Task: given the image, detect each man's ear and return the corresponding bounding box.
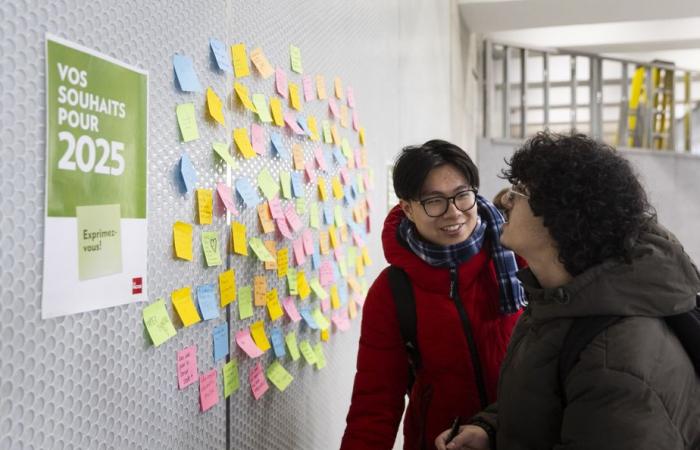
[399,199,414,222]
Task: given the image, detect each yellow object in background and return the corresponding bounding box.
[231,43,250,78]
[219,269,236,306]
[231,222,248,256]
[250,320,271,351]
[196,189,213,224]
[206,88,225,125]
[171,286,201,327]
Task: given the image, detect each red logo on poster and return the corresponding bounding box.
[132,277,143,295]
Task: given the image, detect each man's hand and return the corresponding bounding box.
[434,424,489,450]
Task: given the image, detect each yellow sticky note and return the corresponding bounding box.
[233,128,256,159]
[266,288,283,321]
[257,203,275,234]
[250,237,274,262]
[349,299,358,319]
[172,286,201,327]
[331,176,344,200]
[330,285,340,310]
[206,88,225,125]
[356,256,365,276]
[317,178,328,201]
[334,77,343,99]
[196,189,213,225]
[266,361,294,391]
[289,82,302,111]
[250,47,274,78]
[264,241,277,270]
[250,320,271,351]
[316,75,327,100]
[359,127,366,146]
[231,43,250,78]
[219,269,236,307]
[289,45,303,74]
[292,144,305,170]
[328,225,339,249]
[297,271,311,300]
[173,221,193,261]
[269,97,284,127]
[143,298,177,347]
[176,103,199,142]
[231,222,248,256]
[277,248,289,278]
[307,115,319,141]
[320,329,329,342]
[362,247,373,266]
[254,275,267,306]
[233,82,256,112]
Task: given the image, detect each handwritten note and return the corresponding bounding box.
[233,82,256,111]
[297,271,311,299]
[277,248,289,278]
[289,82,302,111]
[269,97,284,126]
[284,205,303,232]
[253,276,267,306]
[196,284,219,320]
[266,289,283,321]
[256,203,275,234]
[257,168,279,200]
[209,38,232,73]
[238,285,253,320]
[269,327,286,358]
[177,345,198,389]
[264,240,277,270]
[176,103,199,142]
[275,67,288,98]
[233,128,256,159]
[252,94,272,123]
[173,54,202,92]
[250,47,274,78]
[289,45,303,73]
[223,359,240,398]
[249,361,269,400]
[316,74,327,99]
[218,269,236,307]
[213,323,229,362]
[285,331,301,361]
[231,43,250,78]
[199,369,219,412]
[235,328,263,358]
[250,237,274,262]
[235,178,262,208]
[201,232,222,267]
[266,361,293,391]
[299,340,317,365]
[216,182,238,216]
[143,299,177,347]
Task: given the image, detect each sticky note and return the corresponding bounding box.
[322,120,332,144]
[313,147,327,172]
[330,285,340,309]
[266,361,293,391]
[263,241,277,270]
[212,142,238,169]
[266,289,283,321]
[319,230,330,255]
[313,342,327,370]
[287,269,298,296]
[334,205,346,227]
[257,168,279,200]
[173,221,193,261]
[311,308,330,330]
[231,222,248,256]
[269,327,286,358]
[277,248,289,278]
[346,85,356,107]
[283,205,302,233]
[340,104,349,128]
[315,75,327,99]
[257,203,275,234]
[299,340,317,365]
[253,276,267,306]
[249,362,269,400]
[331,125,340,146]
[332,176,344,199]
[332,309,351,331]
[143,298,177,347]
[349,299,358,318]
[235,178,262,208]
[289,45,303,73]
[197,284,219,320]
[332,147,347,166]
[276,218,293,239]
[296,116,312,136]
[282,296,301,322]
[172,286,201,327]
[177,345,198,389]
[289,82,302,111]
[275,67,288,98]
[300,75,314,102]
[216,182,238,216]
[270,132,289,160]
[309,203,320,229]
[328,225,339,249]
[213,323,229,362]
[295,197,307,216]
[284,112,305,135]
[176,103,199,142]
[231,43,250,78]
[250,320,271,351]
[219,269,236,307]
[210,38,233,73]
[362,247,373,266]
[268,198,284,220]
[304,161,316,184]
[292,238,305,266]
[233,82,256,111]
[250,47,274,78]
[205,88,225,125]
[235,329,263,358]
[251,123,265,155]
[310,278,328,300]
[320,258,335,285]
[328,98,339,118]
[173,54,202,92]
[299,307,315,329]
[284,331,300,361]
[223,359,240,398]
[196,189,213,225]
[297,271,311,299]
[252,94,272,123]
[291,172,305,198]
[250,237,274,262]
[334,77,343,99]
[317,178,328,201]
[238,285,253,319]
[280,171,292,199]
[301,229,314,256]
[233,128,256,159]
[307,115,319,141]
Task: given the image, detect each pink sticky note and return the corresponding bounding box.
[284,112,305,135]
[332,310,351,331]
[249,361,269,400]
[302,229,314,256]
[302,75,314,101]
[177,346,198,390]
[319,261,334,286]
[334,247,344,262]
[292,238,306,266]
[354,149,362,168]
[199,369,219,412]
[235,330,264,358]
[251,123,265,155]
[352,110,360,131]
[339,168,351,185]
[284,205,303,232]
[217,183,239,215]
[268,198,284,220]
[313,147,328,172]
[275,67,288,98]
[321,298,330,313]
[347,86,355,108]
[276,218,293,239]
[354,295,366,308]
[304,162,317,183]
[282,297,301,322]
[328,98,339,118]
[364,172,374,190]
[352,232,365,247]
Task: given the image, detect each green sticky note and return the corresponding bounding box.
[223,359,240,398]
[309,202,320,229]
[299,340,317,365]
[286,268,298,296]
[357,174,365,194]
[322,121,332,143]
[142,298,177,347]
[347,247,357,268]
[280,171,292,199]
[289,45,303,74]
[338,260,348,278]
[361,279,369,295]
[76,204,122,280]
[252,94,272,123]
[310,279,328,300]
[201,231,222,266]
[334,205,345,227]
[238,285,253,319]
[266,361,294,391]
[249,237,274,262]
[313,343,326,370]
[285,331,300,361]
[257,168,279,200]
[311,308,330,330]
[176,103,200,142]
[212,142,238,168]
[341,138,353,158]
[295,198,307,216]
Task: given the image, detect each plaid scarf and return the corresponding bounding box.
[399,194,526,314]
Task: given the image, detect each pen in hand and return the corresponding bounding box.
[446,416,461,443]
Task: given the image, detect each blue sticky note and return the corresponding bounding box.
[344,185,355,206]
[323,204,334,225]
[173,54,202,92]
[180,153,198,194]
[311,251,321,271]
[338,283,349,306]
[235,178,262,208]
[332,261,341,283]
[213,323,229,362]
[333,147,347,166]
[297,116,311,136]
[271,132,290,160]
[291,172,304,198]
[299,306,319,330]
[197,284,219,320]
[351,182,360,199]
[269,326,286,358]
[209,38,233,73]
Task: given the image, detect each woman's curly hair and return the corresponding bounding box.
[502,131,656,275]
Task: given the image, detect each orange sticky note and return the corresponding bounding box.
[348,276,362,294]
[316,75,327,100]
[339,224,349,242]
[206,88,225,125]
[257,203,275,234]
[266,288,284,321]
[219,269,236,306]
[348,299,357,319]
[330,125,340,146]
[196,189,213,225]
[234,82,256,112]
[231,222,248,255]
[289,82,302,111]
[173,221,193,261]
[233,128,256,159]
[250,320,271,351]
[269,97,284,127]
[254,275,267,306]
[172,286,201,327]
[277,248,289,278]
[340,104,349,128]
[231,43,250,78]
[292,144,305,170]
[317,178,328,201]
[334,77,343,99]
[264,241,277,270]
[319,231,330,255]
[250,47,274,78]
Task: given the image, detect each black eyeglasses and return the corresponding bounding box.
[418,189,478,217]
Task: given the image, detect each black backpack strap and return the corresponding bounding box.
[387,265,421,393]
[664,295,700,373]
[559,316,621,404]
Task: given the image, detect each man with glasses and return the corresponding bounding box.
[341,140,526,450]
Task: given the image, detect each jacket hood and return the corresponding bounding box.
[521,223,700,321]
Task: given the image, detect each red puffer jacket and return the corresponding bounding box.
[340,205,522,450]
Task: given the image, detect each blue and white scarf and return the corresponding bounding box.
[398,194,526,314]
